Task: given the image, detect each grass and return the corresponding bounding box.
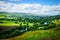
[2,29,60,40]
[0,15,60,40]
[28,22,34,27]
[52,19,60,26]
[1,21,60,40]
[0,24,19,26]
[0,21,20,26]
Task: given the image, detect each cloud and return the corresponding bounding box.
[0,1,60,15]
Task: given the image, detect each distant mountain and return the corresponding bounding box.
[0,12,60,17]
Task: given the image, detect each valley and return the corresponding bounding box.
[0,12,60,40]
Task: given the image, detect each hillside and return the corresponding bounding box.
[1,26,60,40]
[0,12,60,40]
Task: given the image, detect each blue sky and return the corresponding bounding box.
[1,0,60,5]
[0,0,60,15]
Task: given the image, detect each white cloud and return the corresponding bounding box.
[0,1,60,15]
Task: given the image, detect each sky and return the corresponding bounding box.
[0,0,60,15]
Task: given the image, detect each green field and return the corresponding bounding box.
[0,12,60,40]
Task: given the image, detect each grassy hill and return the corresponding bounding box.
[0,12,60,40]
[0,14,20,26]
[1,27,60,40]
[0,19,60,40]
